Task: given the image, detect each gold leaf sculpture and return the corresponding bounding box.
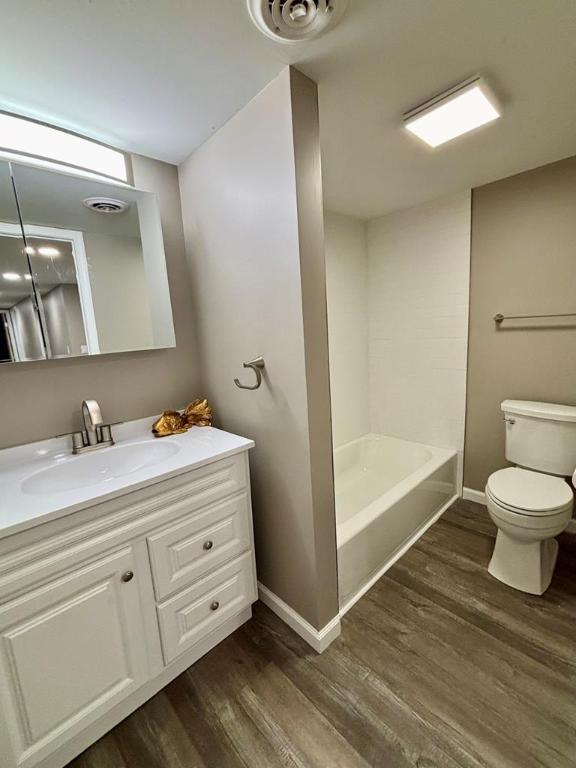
[152,410,189,437]
[184,398,213,427]
[152,399,213,437]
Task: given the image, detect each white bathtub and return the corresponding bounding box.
[335,433,458,611]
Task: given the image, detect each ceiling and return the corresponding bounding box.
[1,1,575,219]
[307,0,576,217]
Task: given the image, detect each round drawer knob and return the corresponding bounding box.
[203,540,214,551]
[121,570,134,583]
[210,600,220,611]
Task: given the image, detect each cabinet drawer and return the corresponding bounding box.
[157,552,256,664]
[0,453,249,603]
[148,493,252,600]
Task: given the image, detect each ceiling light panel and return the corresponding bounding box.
[404,78,500,148]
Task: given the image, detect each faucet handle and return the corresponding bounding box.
[54,429,84,440]
[72,432,87,452]
[96,424,116,445]
[55,431,86,452]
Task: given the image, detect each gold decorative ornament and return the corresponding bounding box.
[184,398,213,427]
[152,399,213,437]
[152,410,188,437]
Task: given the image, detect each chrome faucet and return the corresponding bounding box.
[66,400,116,454]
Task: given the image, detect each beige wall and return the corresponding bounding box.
[178,68,338,630]
[289,70,338,626]
[324,211,370,447]
[85,232,154,352]
[0,155,199,448]
[464,156,576,491]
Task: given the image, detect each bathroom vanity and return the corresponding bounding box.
[0,419,256,768]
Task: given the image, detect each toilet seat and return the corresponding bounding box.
[486,467,573,516]
[487,493,572,535]
[486,486,573,521]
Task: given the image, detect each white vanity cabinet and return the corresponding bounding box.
[0,434,256,768]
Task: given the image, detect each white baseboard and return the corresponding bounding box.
[257,583,341,653]
[339,493,458,618]
[463,486,486,506]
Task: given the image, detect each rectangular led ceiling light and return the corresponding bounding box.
[404,77,500,148]
[0,112,127,181]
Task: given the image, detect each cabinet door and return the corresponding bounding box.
[0,546,149,768]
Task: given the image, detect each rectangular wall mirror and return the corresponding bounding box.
[0,160,175,364]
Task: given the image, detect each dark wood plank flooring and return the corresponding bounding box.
[70,500,576,768]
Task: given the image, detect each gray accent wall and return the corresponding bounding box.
[464,155,576,491]
[0,155,199,447]
[178,67,339,631]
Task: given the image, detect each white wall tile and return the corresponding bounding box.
[367,192,471,451]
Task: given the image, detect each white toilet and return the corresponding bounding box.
[485,400,575,595]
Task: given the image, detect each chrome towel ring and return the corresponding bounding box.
[234,356,265,390]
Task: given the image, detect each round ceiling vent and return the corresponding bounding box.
[82,197,130,214]
[247,0,348,43]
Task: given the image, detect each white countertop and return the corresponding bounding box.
[0,416,254,541]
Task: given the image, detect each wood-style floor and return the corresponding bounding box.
[70,500,576,768]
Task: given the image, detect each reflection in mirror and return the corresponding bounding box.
[9,161,175,362]
[0,161,46,363]
[26,236,89,358]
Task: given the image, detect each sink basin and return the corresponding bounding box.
[22,440,181,495]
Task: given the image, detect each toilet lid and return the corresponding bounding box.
[487,467,573,513]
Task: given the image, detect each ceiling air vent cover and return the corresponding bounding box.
[247,0,347,43]
[82,197,129,214]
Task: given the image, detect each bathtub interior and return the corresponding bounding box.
[334,433,435,525]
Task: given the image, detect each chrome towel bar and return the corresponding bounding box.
[234,356,265,390]
[494,312,576,325]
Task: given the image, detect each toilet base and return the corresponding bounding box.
[488,531,559,595]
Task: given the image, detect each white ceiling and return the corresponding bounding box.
[306,0,576,218]
[1,1,575,219]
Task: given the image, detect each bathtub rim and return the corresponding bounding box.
[335,433,457,547]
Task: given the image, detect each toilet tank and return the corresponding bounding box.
[502,400,576,476]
